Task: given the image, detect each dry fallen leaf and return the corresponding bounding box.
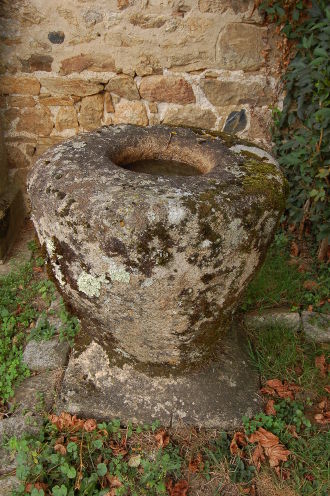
[54,443,67,455]
[84,418,97,432]
[266,443,291,468]
[315,355,328,377]
[249,427,290,471]
[166,479,189,496]
[230,431,247,457]
[188,453,204,473]
[251,444,265,471]
[155,429,170,448]
[265,399,276,416]
[287,425,298,439]
[260,379,300,400]
[290,241,299,257]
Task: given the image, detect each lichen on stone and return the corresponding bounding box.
[77,271,106,297]
[108,258,130,284]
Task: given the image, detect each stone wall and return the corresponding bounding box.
[0,0,280,200]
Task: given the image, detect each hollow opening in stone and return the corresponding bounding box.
[118,158,203,177]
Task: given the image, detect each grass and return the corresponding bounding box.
[242,233,330,313]
[0,245,79,407]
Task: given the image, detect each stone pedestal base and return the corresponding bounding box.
[57,326,261,429]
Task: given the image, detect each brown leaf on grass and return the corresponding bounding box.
[251,444,266,471]
[49,412,85,431]
[54,443,67,455]
[25,482,48,493]
[249,427,279,448]
[106,475,122,488]
[84,418,97,432]
[188,453,204,473]
[260,379,301,400]
[266,444,291,468]
[33,266,43,273]
[303,280,319,291]
[324,385,330,394]
[265,399,276,416]
[287,425,299,439]
[315,355,328,377]
[155,429,170,448]
[290,241,299,257]
[249,428,290,470]
[307,305,314,312]
[230,431,247,457]
[166,479,189,496]
[109,441,128,456]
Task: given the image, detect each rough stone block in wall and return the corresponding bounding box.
[0,0,280,209]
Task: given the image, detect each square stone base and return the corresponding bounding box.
[56,326,261,429]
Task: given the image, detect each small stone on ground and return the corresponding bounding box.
[301,311,330,343]
[244,308,301,331]
[23,338,70,371]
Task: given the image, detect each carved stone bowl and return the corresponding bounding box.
[28,125,287,372]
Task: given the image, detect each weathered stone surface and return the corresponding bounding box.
[198,0,251,13]
[302,312,330,343]
[0,475,20,495]
[0,76,40,96]
[39,95,75,106]
[40,78,103,97]
[60,54,116,75]
[57,326,261,428]
[23,338,70,371]
[83,9,103,26]
[60,54,93,75]
[139,76,195,104]
[112,100,148,125]
[201,78,273,106]
[78,94,104,130]
[1,107,19,131]
[5,145,29,169]
[217,23,267,71]
[0,448,16,477]
[163,104,217,129]
[104,92,114,113]
[7,95,36,107]
[0,414,41,447]
[129,13,167,29]
[22,54,53,72]
[105,75,140,100]
[28,125,286,370]
[244,309,301,332]
[55,106,78,132]
[16,107,53,136]
[9,370,63,413]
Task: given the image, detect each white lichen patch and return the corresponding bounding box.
[72,141,86,149]
[230,144,278,166]
[77,271,106,297]
[108,258,130,284]
[45,238,55,257]
[52,262,66,287]
[168,204,187,225]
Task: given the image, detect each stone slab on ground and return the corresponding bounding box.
[57,326,261,429]
[0,475,20,494]
[8,369,63,413]
[0,447,16,477]
[302,312,330,343]
[0,414,42,451]
[244,308,301,332]
[23,338,70,371]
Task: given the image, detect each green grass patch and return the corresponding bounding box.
[243,233,330,313]
[0,249,79,405]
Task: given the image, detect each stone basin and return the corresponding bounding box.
[28,125,287,426]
